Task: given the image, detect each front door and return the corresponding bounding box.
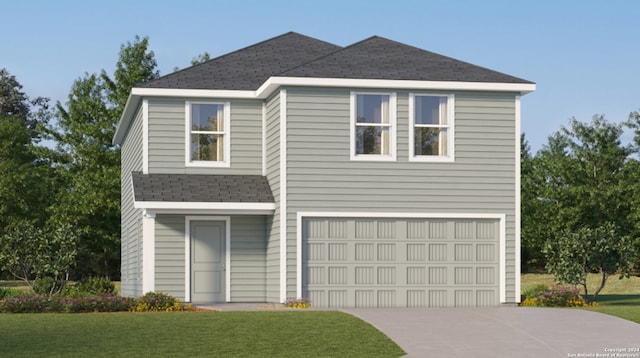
[190,221,226,303]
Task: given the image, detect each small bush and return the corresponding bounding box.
[283,297,311,309]
[33,277,65,296]
[520,285,595,307]
[0,287,23,299]
[0,294,135,313]
[129,292,193,312]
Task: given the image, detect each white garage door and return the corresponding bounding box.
[302,217,500,308]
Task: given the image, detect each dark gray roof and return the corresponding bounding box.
[140,32,342,90]
[280,36,531,83]
[131,172,274,203]
[139,32,532,90]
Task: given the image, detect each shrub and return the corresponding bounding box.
[0,294,135,313]
[520,285,595,307]
[283,297,311,309]
[0,287,23,299]
[33,277,66,296]
[129,292,194,312]
[61,277,116,298]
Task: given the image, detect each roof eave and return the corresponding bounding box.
[113,77,535,144]
[134,201,276,215]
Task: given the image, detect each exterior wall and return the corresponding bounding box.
[230,215,267,302]
[264,92,281,302]
[154,215,185,299]
[154,215,267,302]
[284,87,519,302]
[146,98,263,175]
[120,104,144,297]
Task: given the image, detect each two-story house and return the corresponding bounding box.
[113,32,535,307]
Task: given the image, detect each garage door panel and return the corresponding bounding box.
[303,217,500,308]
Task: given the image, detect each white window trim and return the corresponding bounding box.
[408,93,455,162]
[350,91,397,161]
[185,101,231,167]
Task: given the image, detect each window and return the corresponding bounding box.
[409,94,454,162]
[351,92,396,161]
[186,102,230,167]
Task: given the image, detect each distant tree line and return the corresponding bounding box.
[0,36,160,288]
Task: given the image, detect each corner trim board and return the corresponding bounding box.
[515,96,522,303]
[142,99,149,174]
[141,210,156,294]
[279,89,288,303]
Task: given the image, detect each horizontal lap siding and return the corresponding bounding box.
[265,93,280,302]
[285,88,518,302]
[147,98,262,175]
[120,105,144,297]
[155,215,186,300]
[230,216,267,302]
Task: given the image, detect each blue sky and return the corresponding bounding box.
[2,0,639,151]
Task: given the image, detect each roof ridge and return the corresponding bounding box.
[275,35,385,76]
[142,32,335,87]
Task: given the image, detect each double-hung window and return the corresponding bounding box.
[409,94,454,162]
[351,92,396,161]
[186,101,230,167]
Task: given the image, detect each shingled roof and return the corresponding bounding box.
[140,32,342,90]
[280,36,531,84]
[131,172,274,203]
[138,32,532,90]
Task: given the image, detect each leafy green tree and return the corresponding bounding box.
[191,52,211,65]
[48,36,159,279]
[524,115,637,294]
[0,68,51,141]
[0,221,77,295]
[544,223,632,302]
[0,70,56,233]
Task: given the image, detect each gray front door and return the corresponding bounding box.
[190,221,225,303]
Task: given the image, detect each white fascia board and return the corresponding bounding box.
[257,77,536,96]
[131,87,257,99]
[134,201,276,212]
[113,94,142,145]
[114,77,535,145]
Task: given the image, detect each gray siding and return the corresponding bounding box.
[155,215,186,299]
[284,88,518,302]
[154,215,268,302]
[264,92,281,302]
[230,216,267,302]
[147,98,263,175]
[120,105,144,297]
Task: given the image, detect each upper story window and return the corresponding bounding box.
[350,92,397,161]
[409,94,454,162]
[185,101,230,167]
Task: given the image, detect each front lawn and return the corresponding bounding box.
[0,311,405,358]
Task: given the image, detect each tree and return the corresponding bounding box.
[48,36,159,279]
[0,70,56,233]
[191,52,211,66]
[524,115,637,297]
[544,223,632,302]
[0,221,77,295]
[0,68,51,141]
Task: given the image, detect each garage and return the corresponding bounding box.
[301,216,501,308]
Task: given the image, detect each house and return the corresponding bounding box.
[113,32,535,307]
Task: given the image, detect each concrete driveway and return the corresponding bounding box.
[342,307,640,358]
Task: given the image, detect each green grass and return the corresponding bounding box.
[521,273,640,324]
[0,311,405,358]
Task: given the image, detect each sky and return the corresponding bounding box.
[2,0,639,151]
